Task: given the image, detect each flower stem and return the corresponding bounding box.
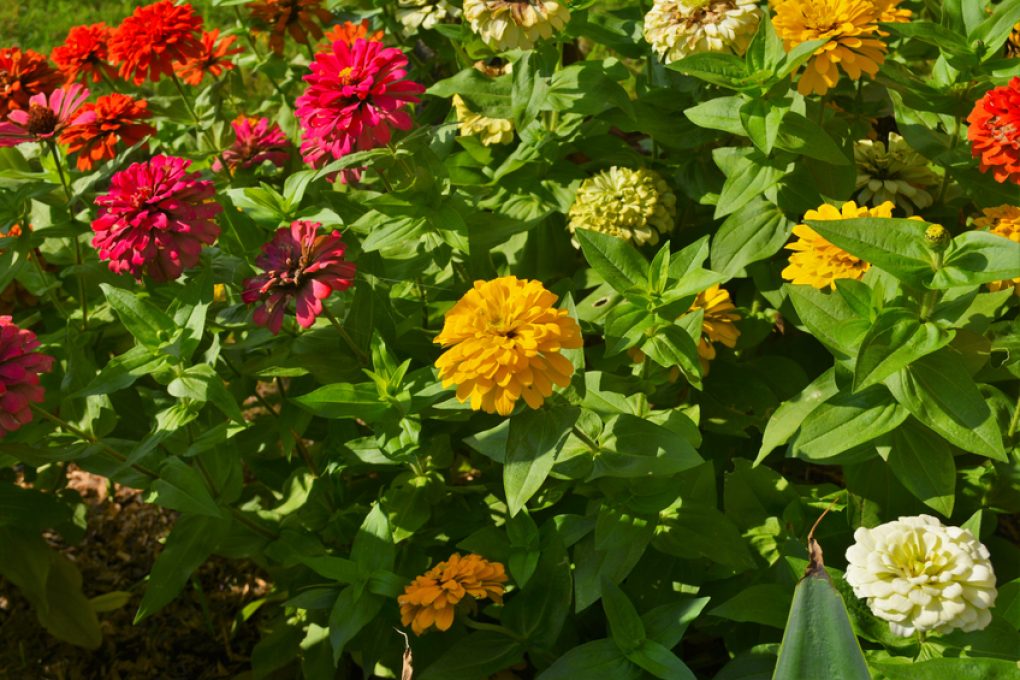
[321,305,369,364]
[170,72,201,125]
[1007,392,1020,441]
[47,142,88,329]
[935,115,962,205]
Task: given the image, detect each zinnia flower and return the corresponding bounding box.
[213,115,291,174]
[771,0,887,96]
[0,316,54,437]
[854,133,940,215]
[398,553,508,635]
[434,276,582,416]
[0,84,89,148]
[0,48,62,120]
[873,0,911,24]
[173,29,242,86]
[688,285,740,369]
[59,93,156,172]
[295,39,424,182]
[108,0,205,85]
[242,221,356,334]
[452,94,513,146]
[966,77,1020,185]
[51,23,118,84]
[91,155,222,282]
[567,167,677,247]
[398,0,460,33]
[249,0,333,56]
[463,0,570,51]
[1006,22,1020,58]
[973,204,1020,296]
[322,19,384,47]
[644,0,761,64]
[781,200,892,289]
[845,515,997,637]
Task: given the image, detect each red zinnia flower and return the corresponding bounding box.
[0,84,89,147]
[59,93,156,171]
[250,0,333,55]
[212,115,291,173]
[0,316,54,437]
[967,77,1020,185]
[322,19,384,47]
[0,48,62,119]
[108,0,204,85]
[242,220,356,334]
[295,38,424,182]
[91,155,222,282]
[51,23,117,84]
[174,29,243,86]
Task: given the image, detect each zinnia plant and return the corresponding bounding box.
[50,23,117,85]
[108,0,205,85]
[213,115,291,174]
[0,84,89,147]
[173,29,242,86]
[59,92,155,171]
[398,553,507,635]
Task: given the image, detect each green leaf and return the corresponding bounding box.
[711,198,792,277]
[884,422,956,517]
[641,324,703,390]
[99,283,176,350]
[427,68,513,118]
[538,639,639,680]
[713,149,787,219]
[805,217,934,288]
[292,382,390,421]
[602,578,646,654]
[503,522,573,647]
[504,407,579,516]
[775,112,851,165]
[351,504,394,574]
[883,21,974,57]
[167,364,246,423]
[756,368,839,466]
[930,231,1020,289]
[328,588,384,663]
[871,658,1020,680]
[147,457,222,517]
[627,640,697,680]
[576,229,649,293]
[968,0,1020,61]
[710,584,792,630]
[684,96,745,135]
[590,414,704,480]
[786,285,868,358]
[667,52,749,88]
[420,632,524,680]
[792,386,908,462]
[853,308,954,391]
[740,97,785,155]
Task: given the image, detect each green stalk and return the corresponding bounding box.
[47,142,88,329]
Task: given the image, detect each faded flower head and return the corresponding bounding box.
[568,167,677,247]
[108,0,205,85]
[92,155,222,282]
[51,23,117,84]
[250,0,333,55]
[771,0,886,96]
[59,93,156,172]
[845,515,997,637]
[0,48,62,120]
[174,29,242,86]
[463,0,570,52]
[213,116,291,174]
[0,316,54,437]
[452,94,513,146]
[398,553,508,635]
[398,0,460,33]
[688,285,740,370]
[434,276,582,416]
[973,204,1020,296]
[644,0,761,64]
[242,221,356,335]
[854,133,940,215]
[0,84,89,147]
[967,77,1020,186]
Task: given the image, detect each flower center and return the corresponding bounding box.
[0,70,12,95]
[338,66,354,85]
[26,104,58,135]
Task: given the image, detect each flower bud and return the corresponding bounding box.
[924,223,951,251]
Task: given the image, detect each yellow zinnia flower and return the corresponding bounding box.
[568,167,677,247]
[434,276,583,416]
[771,0,887,96]
[689,285,741,369]
[973,204,1020,295]
[463,0,570,51]
[452,94,514,146]
[398,553,508,635]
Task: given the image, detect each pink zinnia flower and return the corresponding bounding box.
[91,155,222,282]
[0,316,54,436]
[0,84,89,147]
[242,220,356,334]
[295,38,424,182]
[212,115,292,173]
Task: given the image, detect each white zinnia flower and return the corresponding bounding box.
[397,0,459,33]
[643,0,762,64]
[463,0,570,52]
[568,167,677,247]
[854,133,940,216]
[845,515,997,637]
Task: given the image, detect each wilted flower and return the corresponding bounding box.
[59,93,156,171]
[322,19,384,47]
[643,0,761,64]
[688,285,740,370]
[174,29,242,86]
[452,94,513,146]
[108,0,205,85]
[0,48,62,120]
[213,116,291,174]
[242,221,356,334]
[0,84,89,147]
[92,155,222,282]
[434,276,582,416]
[398,0,460,33]
[568,167,676,247]
[771,0,886,96]
[845,515,997,637]
[51,23,117,84]
[973,204,1020,295]
[967,77,1020,185]
[463,0,570,52]
[854,133,940,215]
[250,0,332,56]
[398,553,508,635]
[0,316,54,437]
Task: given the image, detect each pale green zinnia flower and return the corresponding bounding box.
[854,133,940,216]
[568,167,677,247]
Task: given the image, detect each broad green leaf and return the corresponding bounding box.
[711,198,792,277]
[793,386,908,462]
[427,68,513,117]
[504,407,579,516]
[684,96,745,135]
[420,632,524,680]
[667,52,749,88]
[871,658,1020,680]
[627,640,697,680]
[930,231,1020,289]
[883,21,974,57]
[167,364,246,423]
[146,457,222,517]
[710,584,792,630]
[775,112,851,165]
[805,217,934,288]
[641,324,703,390]
[576,229,649,293]
[328,588,384,663]
[969,1,1020,61]
[99,283,176,351]
[713,149,787,219]
[503,522,573,647]
[656,504,756,571]
[292,382,390,421]
[786,284,869,358]
[538,639,639,680]
[756,368,839,465]
[591,414,703,480]
[740,97,785,154]
[884,423,956,517]
[351,504,394,573]
[574,519,654,612]
[602,577,646,653]
[853,308,954,391]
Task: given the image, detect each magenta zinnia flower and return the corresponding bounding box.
[295,38,424,182]
[0,84,89,147]
[212,115,291,173]
[0,316,54,436]
[242,220,356,334]
[91,154,222,282]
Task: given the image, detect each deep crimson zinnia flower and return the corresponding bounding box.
[0,48,62,119]
[0,84,89,147]
[212,115,291,173]
[108,0,205,85]
[295,38,424,182]
[92,155,222,282]
[59,93,156,171]
[51,23,118,85]
[967,77,1020,185]
[174,29,243,86]
[250,0,333,56]
[242,220,356,334]
[0,316,54,437]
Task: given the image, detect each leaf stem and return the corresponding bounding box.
[170,72,201,125]
[1007,392,1020,440]
[47,142,88,328]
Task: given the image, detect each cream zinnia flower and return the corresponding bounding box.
[643,0,761,64]
[845,515,997,637]
[452,94,514,146]
[568,167,677,247]
[397,0,459,33]
[854,133,940,215]
[463,0,570,51]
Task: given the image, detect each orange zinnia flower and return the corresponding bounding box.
[108,0,204,85]
[322,19,384,47]
[59,93,156,171]
[51,23,118,84]
[249,0,333,55]
[0,48,62,119]
[398,553,508,635]
[174,29,243,85]
[967,77,1020,185]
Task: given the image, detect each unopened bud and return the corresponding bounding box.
[924,224,951,251]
